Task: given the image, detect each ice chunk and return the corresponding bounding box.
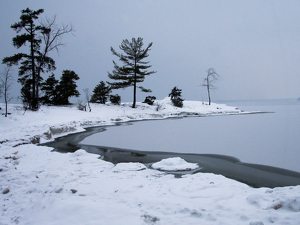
[152,157,199,171]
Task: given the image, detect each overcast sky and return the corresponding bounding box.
[1,0,300,103]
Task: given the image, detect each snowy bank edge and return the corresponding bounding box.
[0,98,246,147]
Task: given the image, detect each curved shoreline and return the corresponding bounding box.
[42,123,300,188]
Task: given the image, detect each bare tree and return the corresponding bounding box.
[202,68,219,105]
[0,75,2,98]
[1,66,14,117]
[36,15,74,106]
[83,88,92,112]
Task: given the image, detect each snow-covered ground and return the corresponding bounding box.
[1,98,300,225]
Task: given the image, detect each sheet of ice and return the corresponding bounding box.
[80,100,300,173]
[151,157,199,171]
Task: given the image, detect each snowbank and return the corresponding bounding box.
[0,98,242,146]
[1,99,300,224]
[1,145,300,225]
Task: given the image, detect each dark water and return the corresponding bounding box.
[44,99,300,188]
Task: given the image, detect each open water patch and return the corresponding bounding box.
[43,122,300,188]
[43,99,300,188]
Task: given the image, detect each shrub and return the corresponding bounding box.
[76,99,86,111]
[169,86,184,108]
[109,94,121,105]
[171,97,183,107]
[155,102,165,111]
[90,81,111,104]
[143,96,156,105]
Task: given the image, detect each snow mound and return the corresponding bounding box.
[113,162,147,172]
[152,157,199,171]
[70,149,88,157]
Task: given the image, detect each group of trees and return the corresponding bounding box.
[91,37,219,108]
[40,70,80,105]
[1,7,220,113]
[87,37,156,108]
[2,8,73,110]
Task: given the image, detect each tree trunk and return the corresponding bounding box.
[208,87,211,105]
[36,84,39,108]
[207,78,211,105]
[30,23,37,110]
[133,79,136,108]
[5,84,8,117]
[132,60,137,108]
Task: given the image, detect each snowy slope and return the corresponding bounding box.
[1,99,300,225]
[0,98,242,146]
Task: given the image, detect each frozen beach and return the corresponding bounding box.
[1,98,300,225]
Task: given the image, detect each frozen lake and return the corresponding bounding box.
[80,99,300,173]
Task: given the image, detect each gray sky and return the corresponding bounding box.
[1,0,300,103]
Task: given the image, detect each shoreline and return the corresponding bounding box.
[0,100,245,146]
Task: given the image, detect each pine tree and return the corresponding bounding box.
[107,37,156,108]
[40,74,59,105]
[20,79,33,108]
[90,81,111,104]
[2,8,51,110]
[55,70,80,105]
[169,86,184,108]
[2,8,73,110]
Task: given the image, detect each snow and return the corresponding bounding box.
[0,97,242,146]
[1,98,300,224]
[151,157,199,171]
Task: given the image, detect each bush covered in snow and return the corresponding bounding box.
[109,94,121,105]
[169,86,184,108]
[143,95,156,105]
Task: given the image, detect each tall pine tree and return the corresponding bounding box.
[107,37,156,108]
[2,8,73,110]
[2,8,53,110]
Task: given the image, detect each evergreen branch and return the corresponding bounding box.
[139,86,152,92]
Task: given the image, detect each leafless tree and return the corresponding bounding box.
[202,68,219,105]
[36,15,74,106]
[83,88,92,112]
[0,76,2,98]
[1,66,14,117]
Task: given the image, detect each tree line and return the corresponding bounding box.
[1,8,219,113]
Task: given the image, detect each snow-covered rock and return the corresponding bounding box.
[152,157,199,171]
